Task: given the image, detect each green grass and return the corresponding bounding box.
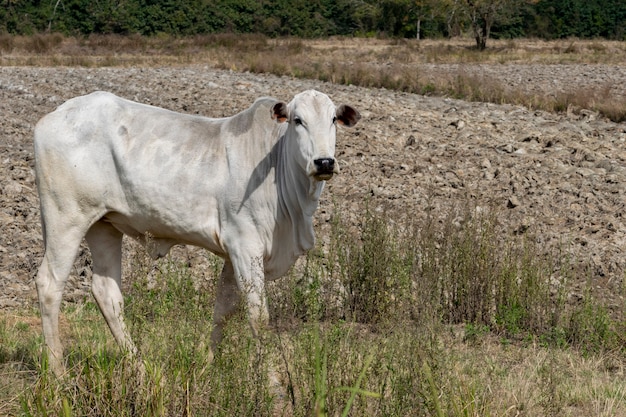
[1,206,623,416]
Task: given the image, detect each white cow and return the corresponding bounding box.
[34,89,360,375]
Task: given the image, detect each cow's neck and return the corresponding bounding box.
[276,137,324,254]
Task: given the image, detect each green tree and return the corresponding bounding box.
[413,0,426,39]
[378,0,409,36]
[2,0,626,40]
[461,0,528,49]
[533,0,626,40]
[429,0,464,37]
[1,0,51,34]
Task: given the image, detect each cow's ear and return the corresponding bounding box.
[271,102,288,123]
[336,104,361,127]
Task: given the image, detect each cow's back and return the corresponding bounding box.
[34,92,287,253]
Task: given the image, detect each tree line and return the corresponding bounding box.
[2,0,625,44]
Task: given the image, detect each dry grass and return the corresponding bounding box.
[445,332,626,416]
[4,34,626,65]
[2,34,626,121]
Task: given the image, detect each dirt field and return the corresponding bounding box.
[1,62,625,313]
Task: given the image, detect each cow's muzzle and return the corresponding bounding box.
[313,158,338,181]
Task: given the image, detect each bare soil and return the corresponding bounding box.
[1,63,625,314]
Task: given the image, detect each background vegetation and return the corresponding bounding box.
[2,0,626,42]
[3,34,626,123]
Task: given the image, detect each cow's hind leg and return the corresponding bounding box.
[35,225,87,376]
[85,221,137,357]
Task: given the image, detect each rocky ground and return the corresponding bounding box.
[1,64,625,313]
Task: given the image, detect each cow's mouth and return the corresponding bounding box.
[314,172,335,181]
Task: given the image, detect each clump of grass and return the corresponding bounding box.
[0,34,15,53]
[198,32,270,52]
[563,41,579,54]
[83,33,150,54]
[595,101,626,123]
[338,208,413,325]
[0,316,40,416]
[565,289,624,354]
[21,33,64,54]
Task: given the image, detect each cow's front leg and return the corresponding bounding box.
[230,252,269,338]
[210,261,240,351]
[211,253,268,347]
[219,252,283,393]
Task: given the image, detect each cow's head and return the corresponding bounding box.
[272,90,360,181]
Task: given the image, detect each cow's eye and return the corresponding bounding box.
[294,117,303,125]
[332,116,337,124]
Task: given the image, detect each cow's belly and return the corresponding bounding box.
[103,210,226,258]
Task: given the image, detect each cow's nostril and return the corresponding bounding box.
[314,158,335,172]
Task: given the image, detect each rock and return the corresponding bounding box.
[450,119,465,130]
[3,180,22,196]
[498,144,515,153]
[507,196,521,209]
